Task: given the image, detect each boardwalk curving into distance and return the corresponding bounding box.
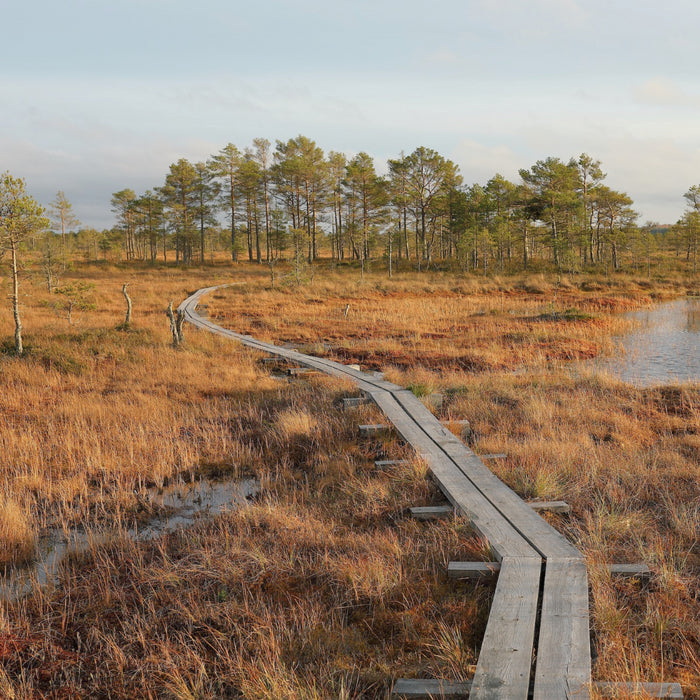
[179,285,592,699]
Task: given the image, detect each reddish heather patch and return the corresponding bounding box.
[0,632,40,662]
[536,339,600,361]
[582,296,649,312]
[332,347,500,372]
[0,631,81,677]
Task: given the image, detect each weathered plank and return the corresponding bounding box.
[409,505,453,520]
[392,679,471,698]
[367,389,540,560]
[481,453,508,460]
[370,384,546,696]
[287,367,318,376]
[358,423,391,437]
[447,561,500,579]
[391,389,581,560]
[394,678,685,699]
[469,556,541,700]
[533,558,591,700]
[528,500,571,514]
[342,396,370,409]
[375,459,410,469]
[595,682,684,698]
[608,564,652,580]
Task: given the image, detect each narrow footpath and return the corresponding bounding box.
[179,286,591,700]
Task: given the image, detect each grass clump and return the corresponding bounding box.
[0,497,36,567]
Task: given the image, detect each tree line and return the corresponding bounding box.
[102,137,699,274]
[1,153,698,354]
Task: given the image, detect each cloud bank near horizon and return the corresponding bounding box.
[2,0,699,229]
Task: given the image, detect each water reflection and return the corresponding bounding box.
[589,297,700,386]
[1,477,259,603]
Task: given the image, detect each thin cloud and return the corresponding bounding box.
[424,49,461,65]
[453,139,523,184]
[474,0,587,32]
[633,77,700,107]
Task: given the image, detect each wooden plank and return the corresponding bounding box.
[392,678,471,698]
[367,389,540,560]
[528,500,571,514]
[469,556,541,700]
[375,459,410,469]
[608,564,652,580]
[533,558,591,700]
[397,678,688,700]
[391,389,581,561]
[287,367,318,376]
[396,679,687,700]
[595,682,684,698]
[410,505,453,520]
[481,453,508,460]
[397,678,694,700]
[342,397,370,409]
[447,561,500,579]
[358,423,391,436]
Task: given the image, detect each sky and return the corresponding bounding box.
[2,0,700,229]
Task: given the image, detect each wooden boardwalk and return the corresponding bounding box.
[179,287,591,699]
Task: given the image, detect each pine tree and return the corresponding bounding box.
[0,173,49,354]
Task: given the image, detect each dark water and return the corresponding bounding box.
[1,477,259,602]
[590,297,700,386]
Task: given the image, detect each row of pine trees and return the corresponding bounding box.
[102,136,699,273]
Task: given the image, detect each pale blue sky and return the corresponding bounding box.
[3,0,700,228]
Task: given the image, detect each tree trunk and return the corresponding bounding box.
[122,283,132,327]
[11,240,23,355]
[263,178,271,262]
[200,213,205,264]
[166,301,184,347]
[255,205,261,263]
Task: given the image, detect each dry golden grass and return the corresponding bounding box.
[207,266,699,697]
[0,261,697,697]
[0,498,35,568]
[0,261,496,697]
[439,371,699,693]
[206,268,691,376]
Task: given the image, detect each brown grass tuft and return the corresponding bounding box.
[0,497,35,567]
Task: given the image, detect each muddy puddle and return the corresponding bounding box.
[1,476,259,603]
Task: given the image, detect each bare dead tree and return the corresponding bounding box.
[122,283,132,327]
[166,300,185,347]
[267,254,279,288]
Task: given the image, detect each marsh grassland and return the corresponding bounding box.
[0,262,697,698]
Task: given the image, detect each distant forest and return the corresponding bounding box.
[74,136,700,273]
